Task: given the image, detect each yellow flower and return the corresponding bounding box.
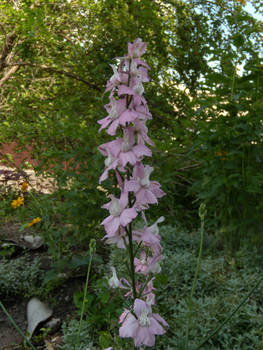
[21,182,28,192]
[216,151,228,160]
[11,199,18,209]
[27,217,41,227]
[11,196,24,209]
[235,0,245,5]
[17,196,24,206]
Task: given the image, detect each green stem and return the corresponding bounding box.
[195,274,263,349]
[0,300,38,350]
[75,245,94,350]
[28,189,44,217]
[185,218,205,349]
[134,240,143,257]
[138,275,152,299]
[230,63,236,101]
[127,223,137,300]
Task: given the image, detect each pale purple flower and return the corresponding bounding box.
[132,226,161,248]
[133,119,154,146]
[98,97,139,136]
[128,38,147,58]
[98,129,152,169]
[99,149,119,183]
[134,251,162,275]
[99,39,167,348]
[108,267,120,288]
[148,216,165,235]
[118,84,147,105]
[101,193,137,236]
[132,103,152,121]
[129,61,149,83]
[125,163,165,206]
[119,299,168,347]
[105,63,128,92]
[103,227,128,249]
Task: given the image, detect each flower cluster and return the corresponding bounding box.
[11,196,24,209]
[98,38,167,348]
[27,217,41,227]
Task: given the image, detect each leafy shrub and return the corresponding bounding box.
[189,57,263,249]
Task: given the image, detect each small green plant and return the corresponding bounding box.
[73,277,123,335]
[59,319,94,350]
[0,255,43,297]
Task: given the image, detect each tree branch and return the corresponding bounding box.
[0,65,19,87]
[2,62,101,90]
[0,33,16,71]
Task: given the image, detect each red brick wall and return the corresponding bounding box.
[0,142,38,167]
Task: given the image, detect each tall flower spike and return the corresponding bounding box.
[98,38,167,348]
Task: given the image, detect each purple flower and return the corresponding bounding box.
[105,63,128,92]
[101,193,137,236]
[128,38,147,58]
[98,97,139,136]
[99,128,152,169]
[119,299,168,347]
[103,227,128,249]
[125,163,165,207]
[134,251,162,275]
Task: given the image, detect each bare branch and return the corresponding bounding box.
[3,62,101,90]
[176,163,201,172]
[0,24,6,36]
[0,65,19,87]
[0,32,17,71]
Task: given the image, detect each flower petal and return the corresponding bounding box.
[119,313,138,338]
[119,208,137,227]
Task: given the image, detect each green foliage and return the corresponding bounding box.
[59,319,94,350]
[69,224,263,349]
[73,277,123,333]
[0,255,43,297]
[154,225,263,349]
[189,57,263,248]
[0,0,262,249]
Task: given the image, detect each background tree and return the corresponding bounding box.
[0,0,262,248]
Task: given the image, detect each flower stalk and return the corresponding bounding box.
[0,300,38,350]
[185,203,206,349]
[98,38,168,348]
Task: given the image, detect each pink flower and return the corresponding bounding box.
[128,38,147,58]
[133,103,152,121]
[99,149,119,183]
[118,84,147,105]
[133,226,161,247]
[125,163,165,206]
[105,63,128,92]
[148,216,165,235]
[98,97,139,136]
[119,299,168,347]
[129,61,149,83]
[133,119,154,146]
[99,128,152,169]
[103,227,128,248]
[134,251,162,275]
[101,193,137,236]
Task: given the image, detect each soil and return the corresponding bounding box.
[0,166,96,349]
[0,220,85,350]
